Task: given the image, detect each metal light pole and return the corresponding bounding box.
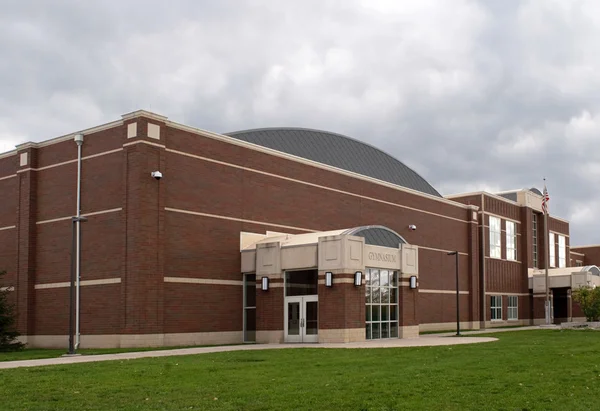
[68,216,87,355]
[447,251,460,336]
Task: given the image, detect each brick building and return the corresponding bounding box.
[0,110,598,348]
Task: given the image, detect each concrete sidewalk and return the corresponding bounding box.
[0,335,497,370]
[431,325,543,337]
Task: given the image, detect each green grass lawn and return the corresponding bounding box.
[1,330,599,410]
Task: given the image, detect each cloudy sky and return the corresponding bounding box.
[1,0,599,245]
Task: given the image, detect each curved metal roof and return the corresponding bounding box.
[343,225,406,248]
[225,127,441,197]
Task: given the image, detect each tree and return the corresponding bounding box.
[571,285,600,322]
[0,270,24,351]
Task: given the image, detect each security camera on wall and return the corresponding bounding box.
[151,171,163,180]
[408,224,417,231]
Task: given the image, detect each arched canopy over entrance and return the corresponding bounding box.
[580,265,600,276]
[342,225,407,248]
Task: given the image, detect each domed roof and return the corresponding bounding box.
[225,127,441,197]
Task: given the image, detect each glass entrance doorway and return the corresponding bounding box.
[285,295,318,343]
[284,269,318,343]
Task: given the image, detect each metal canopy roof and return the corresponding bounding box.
[225,127,441,197]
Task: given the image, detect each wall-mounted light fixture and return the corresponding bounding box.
[261,276,269,291]
[354,271,363,286]
[410,276,417,289]
[325,272,333,287]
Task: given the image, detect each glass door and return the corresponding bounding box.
[284,296,318,343]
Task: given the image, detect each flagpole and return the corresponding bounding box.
[543,179,550,325]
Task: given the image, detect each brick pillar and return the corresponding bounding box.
[255,276,284,343]
[399,283,418,337]
[120,117,166,345]
[318,272,365,343]
[467,206,480,329]
[15,145,38,337]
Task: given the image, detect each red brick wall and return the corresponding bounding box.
[318,278,364,330]
[571,246,600,266]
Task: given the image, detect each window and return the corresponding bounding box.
[576,260,583,267]
[506,221,516,261]
[558,235,566,268]
[549,233,555,268]
[489,216,501,259]
[365,269,399,339]
[532,214,538,267]
[243,274,256,342]
[508,296,518,320]
[491,296,502,320]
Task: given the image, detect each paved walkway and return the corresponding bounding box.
[0,334,498,370]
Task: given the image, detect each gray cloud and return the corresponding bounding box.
[1,0,600,244]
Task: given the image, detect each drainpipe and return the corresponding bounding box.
[480,194,486,329]
[74,133,84,349]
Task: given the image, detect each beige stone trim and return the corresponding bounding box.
[318,278,355,285]
[256,330,284,344]
[419,321,481,332]
[35,278,121,290]
[399,325,420,338]
[147,123,161,139]
[21,331,242,349]
[164,277,242,286]
[0,150,16,160]
[167,122,474,212]
[122,109,168,122]
[485,319,529,327]
[122,140,166,149]
[0,174,16,181]
[255,282,284,289]
[318,328,365,343]
[0,286,14,292]
[0,225,16,231]
[419,289,470,295]
[447,191,519,205]
[485,292,530,296]
[17,148,123,174]
[166,148,471,224]
[571,244,600,249]
[36,207,123,225]
[165,207,316,233]
[14,119,123,150]
[550,230,569,238]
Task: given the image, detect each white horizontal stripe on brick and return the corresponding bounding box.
[0,225,16,231]
[486,292,530,296]
[164,277,243,286]
[122,140,166,149]
[16,148,123,173]
[165,207,317,233]
[419,289,470,295]
[0,174,16,181]
[0,286,14,292]
[166,148,472,224]
[35,278,121,290]
[36,208,123,225]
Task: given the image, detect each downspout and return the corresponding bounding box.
[74,133,84,349]
[480,194,486,329]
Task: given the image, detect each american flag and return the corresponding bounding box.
[542,184,549,214]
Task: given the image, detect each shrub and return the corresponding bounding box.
[571,285,600,322]
[0,270,25,351]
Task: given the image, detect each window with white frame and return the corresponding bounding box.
[558,235,566,268]
[549,232,556,267]
[506,221,516,261]
[532,214,538,267]
[508,296,518,320]
[576,260,583,267]
[489,216,501,259]
[491,296,502,320]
